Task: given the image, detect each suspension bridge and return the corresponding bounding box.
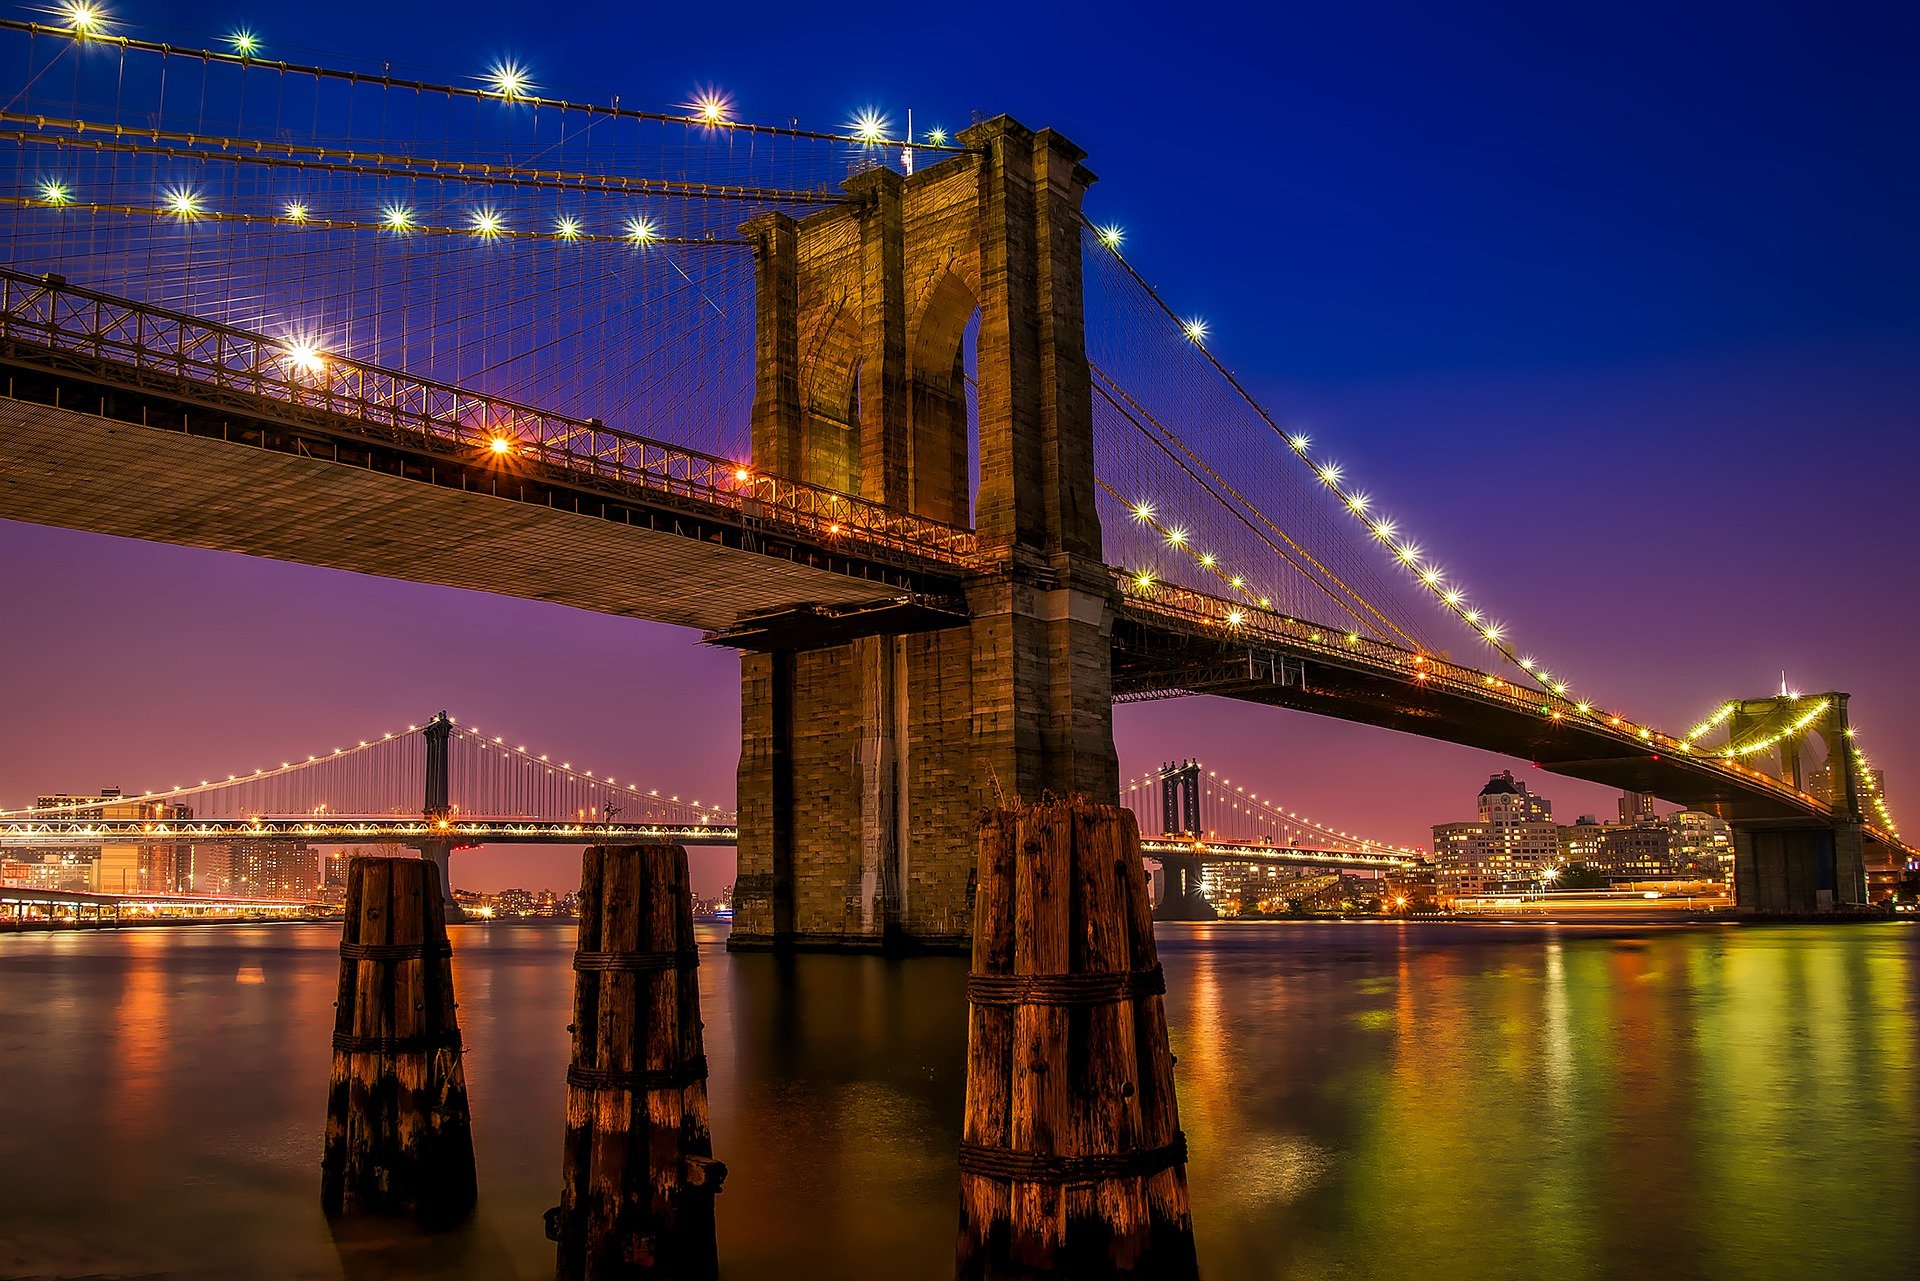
[0,7,1906,948]
[0,712,1419,902]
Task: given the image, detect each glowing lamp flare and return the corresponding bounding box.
[162,187,202,217]
[624,216,658,244]
[38,179,71,206]
[849,109,890,144]
[284,201,309,222]
[488,436,514,456]
[555,217,581,239]
[381,205,415,232]
[486,61,533,100]
[1182,317,1210,344]
[690,91,731,124]
[282,341,325,375]
[1096,224,1124,250]
[61,1,105,35]
[229,28,258,56]
[469,208,505,238]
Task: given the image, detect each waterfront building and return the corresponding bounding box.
[230,842,321,899]
[1663,810,1734,880]
[1592,824,1676,880]
[1433,771,1558,899]
[1,853,96,891]
[1198,862,1340,916]
[28,789,193,893]
[1558,815,1609,866]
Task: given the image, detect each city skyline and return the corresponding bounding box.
[2,0,1915,901]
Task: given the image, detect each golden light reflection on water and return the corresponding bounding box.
[0,921,1916,1279]
[1157,922,1920,1281]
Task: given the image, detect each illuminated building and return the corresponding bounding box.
[1432,771,1558,899]
[1555,801,1723,884]
[1591,825,1676,880]
[231,842,321,899]
[28,789,193,892]
[1663,810,1734,879]
[1558,815,1609,866]
[1198,862,1337,916]
[1618,790,1656,826]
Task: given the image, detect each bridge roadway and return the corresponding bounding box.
[0,815,742,848]
[0,882,319,912]
[0,270,1904,859]
[0,814,1410,871]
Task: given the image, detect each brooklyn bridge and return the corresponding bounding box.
[0,8,1905,953]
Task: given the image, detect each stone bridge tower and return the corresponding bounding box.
[1727,692,1869,911]
[728,118,1119,951]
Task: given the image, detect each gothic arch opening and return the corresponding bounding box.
[799,300,862,494]
[909,269,980,526]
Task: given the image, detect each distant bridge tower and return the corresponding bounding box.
[1727,692,1867,912]
[413,711,459,913]
[1160,759,1201,836]
[730,118,1118,951]
[1152,760,1216,922]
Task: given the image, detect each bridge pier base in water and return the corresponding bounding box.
[1733,824,1869,913]
[1151,853,1218,922]
[411,840,465,920]
[958,801,1199,1281]
[549,844,724,1281]
[320,856,475,1226]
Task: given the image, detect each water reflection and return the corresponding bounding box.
[0,920,1914,1279]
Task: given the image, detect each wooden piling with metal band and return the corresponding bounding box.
[550,844,725,1281]
[320,855,476,1225]
[956,800,1200,1281]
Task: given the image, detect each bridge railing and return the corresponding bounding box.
[1116,574,1851,823]
[0,269,979,568]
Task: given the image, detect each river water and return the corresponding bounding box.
[1,919,1916,1280]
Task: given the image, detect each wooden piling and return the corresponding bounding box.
[321,855,476,1226]
[550,844,724,1281]
[957,800,1199,1280]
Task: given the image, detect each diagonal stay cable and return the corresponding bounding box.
[1092,368,1425,649]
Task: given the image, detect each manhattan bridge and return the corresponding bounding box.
[0,5,1906,947]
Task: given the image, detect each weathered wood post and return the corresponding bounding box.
[321,855,476,1225]
[957,800,1200,1280]
[550,844,725,1281]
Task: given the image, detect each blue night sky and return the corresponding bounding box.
[2,0,1915,895]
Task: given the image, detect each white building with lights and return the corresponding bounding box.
[1432,771,1559,899]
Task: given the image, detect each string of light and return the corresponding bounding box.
[22,7,967,153]
[1849,732,1900,837]
[1716,698,1830,759]
[13,191,739,247]
[1686,702,1737,742]
[1118,766,1425,857]
[450,721,734,821]
[1198,769,1427,856]
[0,115,844,206]
[1085,220,1586,707]
[1092,370,1425,649]
[0,721,426,814]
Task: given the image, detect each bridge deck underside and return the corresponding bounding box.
[0,379,929,632]
[1116,619,1844,830]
